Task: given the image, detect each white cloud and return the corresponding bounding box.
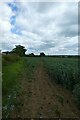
[1,0,79,2]
[1,2,78,55]
[0,2,13,46]
[0,19,11,34]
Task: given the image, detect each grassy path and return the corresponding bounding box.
[9,58,80,118]
[3,57,80,118]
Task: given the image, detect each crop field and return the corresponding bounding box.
[44,57,79,90]
[2,55,80,118]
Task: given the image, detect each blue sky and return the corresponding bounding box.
[0,1,78,55]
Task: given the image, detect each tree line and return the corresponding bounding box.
[2,45,79,58]
[3,45,45,57]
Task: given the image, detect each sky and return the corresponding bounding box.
[0,1,78,55]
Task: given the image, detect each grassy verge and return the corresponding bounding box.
[2,57,26,118]
[2,57,40,118]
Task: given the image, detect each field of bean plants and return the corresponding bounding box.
[43,57,80,109]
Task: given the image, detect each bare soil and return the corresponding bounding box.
[10,61,80,118]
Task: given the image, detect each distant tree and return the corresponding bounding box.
[3,51,11,55]
[40,52,45,57]
[29,53,35,57]
[12,45,26,56]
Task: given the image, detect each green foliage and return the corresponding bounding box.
[12,45,26,56]
[43,57,80,109]
[28,53,35,57]
[2,58,25,96]
[2,54,20,65]
[43,57,79,91]
[2,58,26,118]
[40,52,45,57]
[73,83,80,109]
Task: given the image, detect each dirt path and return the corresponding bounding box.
[10,61,80,118]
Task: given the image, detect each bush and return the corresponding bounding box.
[2,57,6,65]
[73,83,80,109]
[2,54,20,65]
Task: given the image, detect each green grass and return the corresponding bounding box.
[2,58,26,117]
[2,54,20,66]
[2,57,40,118]
[3,58,25,96]
[23,57,40,80]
